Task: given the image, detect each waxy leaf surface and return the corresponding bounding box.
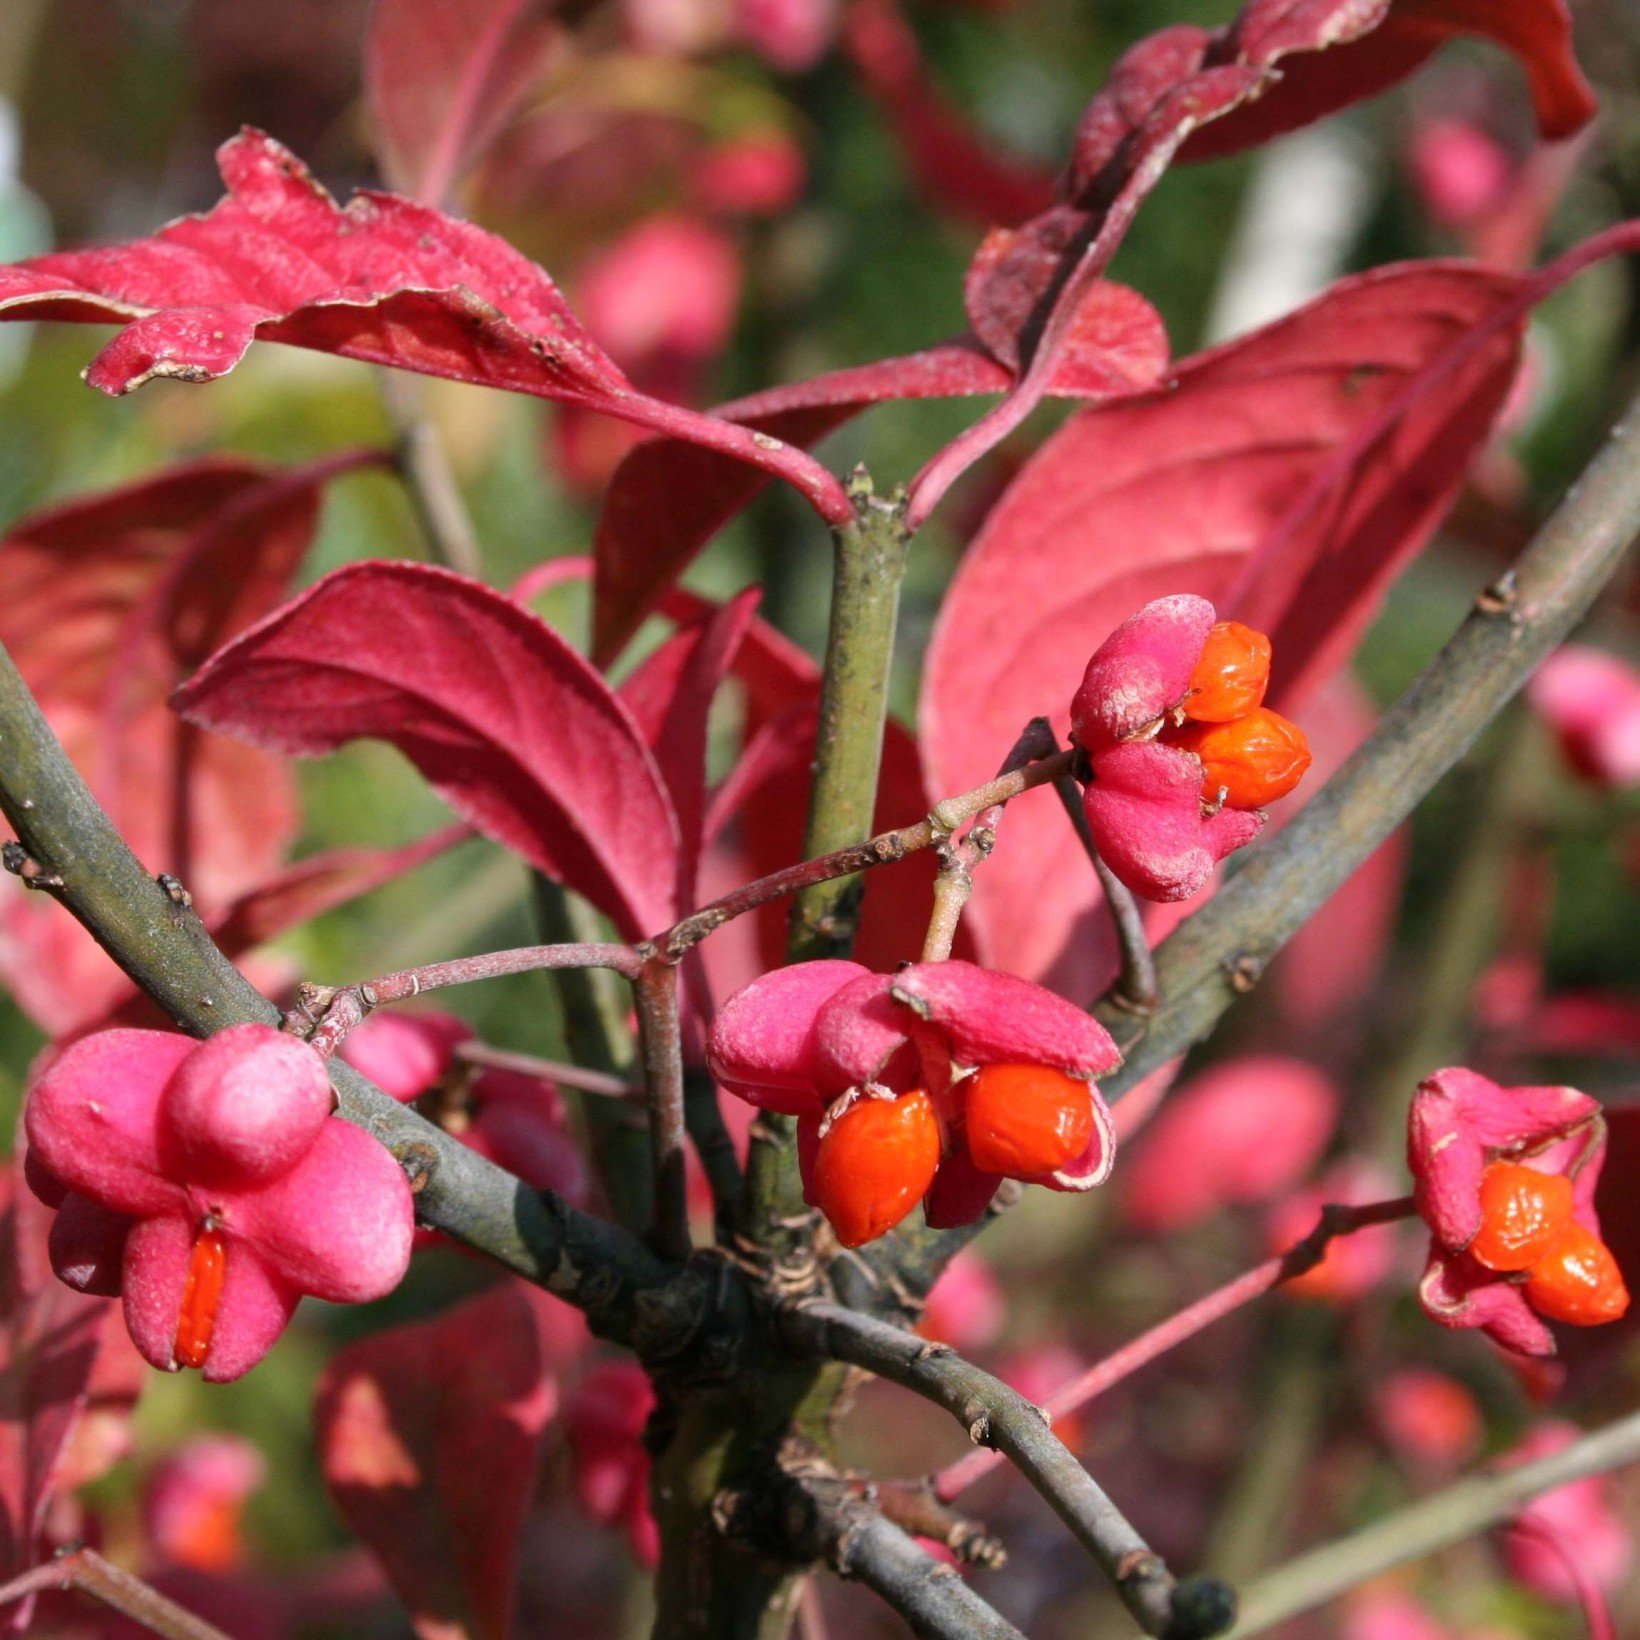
[176,561,681,937]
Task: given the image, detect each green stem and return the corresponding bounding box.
[741,474,911,1251]
[534,877,652,1236]
[1226,1407,1640,1635]
[654,475,911,1640]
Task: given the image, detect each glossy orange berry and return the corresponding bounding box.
[964,1063,1094,1178]
[1173,707,1312,809]
[1184,621,1272,722]
[1469,1161,1575,1271]
[1524,1223,1630,1326]
[812,1088,941,1249]
[174,1221,228,1370]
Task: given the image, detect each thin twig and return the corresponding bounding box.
[634,958,691,1260]
[1050,764,1158,1012]
[379,370,484,576]
[933,1196,1416,1502]
[782,1301,1236,1638]
[871,1479,1008,1568]
[922,717,1058,963]
[453,1039,640,1099]
[0,1548,232,1640]
[829,1507,1024,1639]
[762,1465,1025,1640]
[292,941,642,1058]
[1226,1408,1640,1635]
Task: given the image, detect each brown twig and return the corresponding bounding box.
[1050,767,1158,1012]
[634,958,691,1260]
[0,1548,232,1640]
[921,717,1058,963]
[452,1039,641,1099]
[933,1196,1416,1502]
[781,1300,1236,1638]
[290,941,643,1058]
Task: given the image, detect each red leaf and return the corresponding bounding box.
[920,260,1527,994]
[366,0,558,204]
[592,285,1168,663]
[174,561,681,937]
[0,1155,113,1605]
[208,824,474,959]
[315,1281,572,1640]
[841,0,1055,227]
[619,589,760,906]
[0,130,847,524]
[0,455,347,1033]
[1185,0,1597,162]
[937,0,1594,511]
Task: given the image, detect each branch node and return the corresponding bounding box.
[156,872,193,907]
[1225,952,1264,994]
[1475,569,1521,619]
[2,840,62,890]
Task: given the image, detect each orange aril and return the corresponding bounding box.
[1523,1222,1630,1326]
[964,1063,1094,1178]
[1184,621,1272,722]
[1172,707,1312,809]
[174,1221,228,1371]
[1469,1160,1575,1271]
[812,1089,941,1249]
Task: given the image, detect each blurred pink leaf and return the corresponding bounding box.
[619,589,760,907]
[841,0,1054,227]
[207,824,474,959]
[0,1156,113,1623]
[0,130,848,523]
[315,1281,574,1640]
[592,283,1168,663]
[0,454,350,1033]
[366,0,559,203]
[175,561,681,937]
[920,260,1526,993]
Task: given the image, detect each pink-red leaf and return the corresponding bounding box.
[592,285,1168,663]
[0,455,346,1033]
[619,589,760,907]
[366,0,558,204]
[315,1281,571,1640]
[920,259,1526,993]
[0,130,848,523]
[0,1155,113,1613]
[207,824,473,959]
[963,0,1593,393]
[174,561,681,937]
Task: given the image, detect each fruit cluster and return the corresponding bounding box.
[1071,596,1312,901]
[1410,1067,1629,1357]
[707,959,1121,1249]
[1469,1159,1628,1326]
[1168,620,1312,810]
[810,1061,1103,1248]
